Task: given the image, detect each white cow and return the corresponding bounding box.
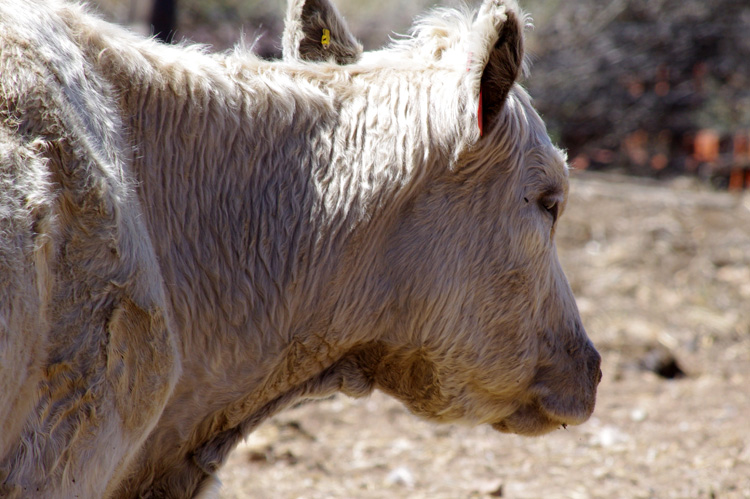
[0,0,601,496]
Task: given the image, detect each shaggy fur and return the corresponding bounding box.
[0,0,601,497]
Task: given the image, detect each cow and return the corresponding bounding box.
[0,0,601,496]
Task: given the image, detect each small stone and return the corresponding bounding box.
[488,483,504,497]
[385,466,415,488]
[630,408,647,422]
[590,425,629,448]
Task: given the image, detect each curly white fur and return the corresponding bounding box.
[0,0,600,497]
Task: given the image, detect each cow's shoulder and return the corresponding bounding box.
[0,3,181,491]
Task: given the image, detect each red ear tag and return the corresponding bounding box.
[478,90,483,137]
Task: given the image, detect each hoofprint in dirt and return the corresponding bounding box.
[218,173,750,498]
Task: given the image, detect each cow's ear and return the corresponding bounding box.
[282,0,362,64]
[466,0,524,136]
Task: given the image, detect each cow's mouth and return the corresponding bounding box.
[490,401,567,436]
[493,343,602,436]
[491,382,599,436]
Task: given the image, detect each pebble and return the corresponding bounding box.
[630,408,647,422]
[385,466,415,488]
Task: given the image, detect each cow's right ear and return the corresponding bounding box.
[464,0,525,138]
[282,0,363,64]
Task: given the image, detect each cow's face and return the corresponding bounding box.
[283,0,600,435]
[363,2,599,436]
[375,93,601,434]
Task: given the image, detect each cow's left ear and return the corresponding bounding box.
[465,0,524,137]
[282,0,363,64]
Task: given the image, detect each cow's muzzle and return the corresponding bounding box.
[493,339,601,436]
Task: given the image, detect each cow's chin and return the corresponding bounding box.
[490,397,590,436]
[491,404,565,436]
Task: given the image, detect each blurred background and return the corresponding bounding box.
[89,0,750,497]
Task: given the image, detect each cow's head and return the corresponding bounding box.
[283,0,601,436]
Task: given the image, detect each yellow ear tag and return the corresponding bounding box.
[321,29,330,46]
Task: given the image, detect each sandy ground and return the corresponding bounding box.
[217,172,750,498]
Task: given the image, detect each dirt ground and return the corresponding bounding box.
[217,172,750,498]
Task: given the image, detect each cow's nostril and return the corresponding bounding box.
[586,345,602,385]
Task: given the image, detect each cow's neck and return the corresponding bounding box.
[68,15,439,489]
[94,42,430,416]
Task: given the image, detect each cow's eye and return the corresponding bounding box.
[539,197,558,224]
